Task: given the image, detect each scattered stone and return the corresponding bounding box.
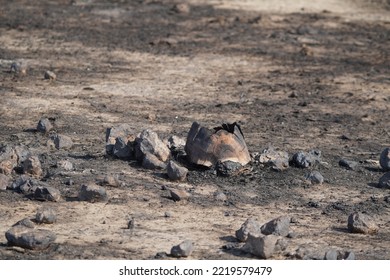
[170,240,194,257]
[0,173,10,191]
[344,251,356,260]
[105,124,136,158]
[13,218,36,228]
[235,217,262,242]
[36,207,57,224]
[290,150,321,168]
[185,122,251,168]
[37,117,53,133]
[0,145,18,175]
[167,160,188,181]
[5,225,56,250]
[215,160,243,176]
[242,233,279,259]
[135,129,170,163]
[172,3,190,14]
[213,191,227,202]
[142,153,167,170]
[57,159,73,171]
[23,155,43,177]
[14,145,30,166]
[380,148,390,171]
[127,217,135,230]
[164,212,172,218]
[103,174,120,187]
[348,212,378,234]
[261,216,291,237]
[287,232,298,239]
[324,249,338,260]
[10,61,27,75]
[339,159,358,170]
[169,187,190,202]
[258,145,289,171]
[52,134,73,150]
[378,172,390,189]
[34,186,61,202]
[78,183,108,203]
[154,252,168,259]
[167,135,186,151]
[44,70,56,80]
[305,171,324,185]
[8,175,34,193]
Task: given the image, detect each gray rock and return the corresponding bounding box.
[34,186,61,202]
[235,217,262,242]
[261,216,291,237]
[167,160,188,181]
[169,188,190,202]
[135,129,170,163]
[23,155,43,177]
[378,172,390,189]
[5,225,56,250]
[172,3,190,14]
[127,217,135,230]
[259,145,289,171]
[14,145,30,166]
[344,251,356,260]
[103,174,120,187]
[324,249,338,260]
[339,159,358,170]
[291,150,321,168]
[78,183,108,203]
[36,207,56,224]
[142,153,167,170]
[0,145,18,175]
[213,191,227,202]
[305,171,324,185]
[170,240,194,257]
[242,233,279,259]
[294,245,328,260]
[215,160,242,176]
[57,159,73,171]
[0,173,10,191]
[44,70,56,80]
[105,124,136,157]
[380,147,390,171]
[37,118,53,133]
[52,134,73,150]
[13,218,36,228]
[348,212,378,234]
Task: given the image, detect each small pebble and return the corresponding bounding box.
[170,240,194,257]
[37,118,53,133]
[44,70,56,80]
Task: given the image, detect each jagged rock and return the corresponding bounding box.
[339,159,358,170]
[324,249,338,260]
[213,191,227,202]
[235,217,262,242]
[261,216,291,237]
[185,122,251,168]
[378,172,390,189]
[0,173,10,191]
[142,153,167,170]
[34,186,61,202]
[242,233,279,259]
[37,118,53,133]
[14,145,30,166]
[167,135,186,151]
[5,225,56,250]
[135,129,170,163]
[78,183,108,203]
[103,174,120,187]
[52,134,73,150]
[305,171,324,185]
[215,160,243,176]
[347,212,378,234]
[167,160,188,181]
[170,240,194,257]
[105,124,136,158]
[36,207,57,224]
[380,147,390,171]
[0,145,18,175]
[23,155,43,177]
[57,159,73,171]
[291,150,321,168]
[259,145,289,171]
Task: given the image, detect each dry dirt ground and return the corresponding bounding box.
[0,0,389,260]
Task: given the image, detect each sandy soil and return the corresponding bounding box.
[0,0,389,259]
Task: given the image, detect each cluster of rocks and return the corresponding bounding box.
[5,207,57,250]
[9,60,56,80]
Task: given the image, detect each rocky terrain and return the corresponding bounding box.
[0,0,389,260]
